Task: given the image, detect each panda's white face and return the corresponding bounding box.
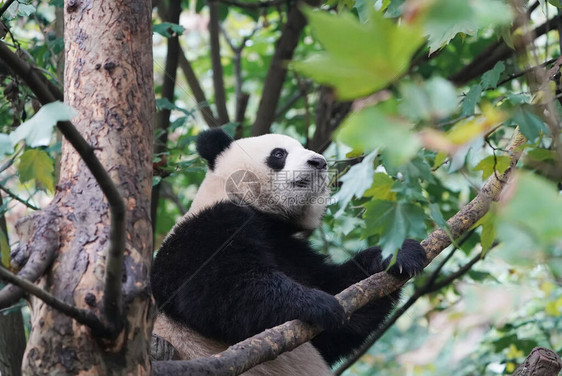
[189,133,330,230]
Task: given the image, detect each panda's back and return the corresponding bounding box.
[151,201,321,332]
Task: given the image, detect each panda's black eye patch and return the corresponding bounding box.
[266,148,288,171]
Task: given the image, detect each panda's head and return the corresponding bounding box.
[190,129,330,230]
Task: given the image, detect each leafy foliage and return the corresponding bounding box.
[2,0,562,374]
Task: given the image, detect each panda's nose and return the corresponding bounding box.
[307,156,327,170]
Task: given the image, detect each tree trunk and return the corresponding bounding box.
[22,1,154,374]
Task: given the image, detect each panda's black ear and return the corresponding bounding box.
[196,128,233,170]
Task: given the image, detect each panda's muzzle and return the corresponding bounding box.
[307,156,327,170]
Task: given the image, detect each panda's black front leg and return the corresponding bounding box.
[312,239,426,365]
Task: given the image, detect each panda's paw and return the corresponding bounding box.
[302,290,347,331]
[386,239,427,277]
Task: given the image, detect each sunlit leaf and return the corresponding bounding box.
[10,101,76,148]
[364,172,396,201]
[292,7,423,100]
[0,228,9,267]
[473,155,510,180]
[17,149,55,193]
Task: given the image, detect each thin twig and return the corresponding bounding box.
[0,184,39,210]
[0,41,126,338]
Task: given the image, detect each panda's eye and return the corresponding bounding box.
[272,149,287,159]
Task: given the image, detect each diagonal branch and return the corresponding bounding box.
[153,130,527,376]
[251,0,320,136]
[0,263,113,337]
[208,0,230,125]
[0,41,126,337]
[178,48,220,128]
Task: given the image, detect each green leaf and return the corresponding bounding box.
[10,101,76,148]
[461,84,482,117]
[473,155,510,180]
[364,172,396,201]
[512,108,549,141]
[364,200,426,258]
[429,203,447,229]
[481,61,505,89]
[527,148,556,162]
[477,212,496,253]
[333,150,377,216]
[497,172,562,257]
[17,149,55,193]
[0,227,9,267]
[153,22,185,38]
[292,7,424,100]
[337,103,420,167]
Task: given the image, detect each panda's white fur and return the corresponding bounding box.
[186,133,329,229]
[153,133,333,375]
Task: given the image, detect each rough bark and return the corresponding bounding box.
[21,1,155,374]
[513,347,562,376]
[153,131,526,375]
[0,195,25,376]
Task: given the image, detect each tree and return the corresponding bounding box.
[0,0,154,374]
[1,0,562,375]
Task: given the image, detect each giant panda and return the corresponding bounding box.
[150,129,427,375]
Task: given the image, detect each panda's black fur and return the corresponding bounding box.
[150,129,427,366]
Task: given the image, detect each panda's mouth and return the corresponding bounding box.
[293,177,311,188]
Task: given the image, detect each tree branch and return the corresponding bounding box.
[152,130,527,376]
[0,183,39,210]
[334,239,485,376]
[0,41,126,337]
[0,209,59,308]
[178,47,220,128]
[208,0,230,125]
[251,0,320,136]
[513,347,562,376]
[449,15,561,85]
[0,263,113,337]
